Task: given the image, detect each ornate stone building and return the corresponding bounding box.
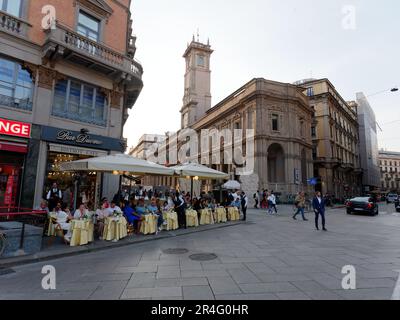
[295,79,362,199]
[132,39,315,199]
[0,0,143,208]
[379,150,400,193]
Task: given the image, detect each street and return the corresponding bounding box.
[1,203,400,300]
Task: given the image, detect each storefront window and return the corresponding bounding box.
[44,152,98,210]
[0,153,24,209]
[52,78,107,126]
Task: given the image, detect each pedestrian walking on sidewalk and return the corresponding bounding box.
[253,190,259,209]
[267,191,278,215]
[312,191,327,231]
[293,191,308,221]
[241,192,248,221]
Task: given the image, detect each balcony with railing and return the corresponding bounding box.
[42,23,143,108]
[0,94,32,111]
[0,10,31,38]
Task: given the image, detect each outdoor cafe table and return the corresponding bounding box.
[200,208,215,225]
[103,216,128,242]
[185,209,199,227]
[70,219,94,247]
[140,214,158,235]
[227,207,240,221]
[215,207,227,223]
[163,211,179,231]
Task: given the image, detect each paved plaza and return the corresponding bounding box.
[1,204,400,300]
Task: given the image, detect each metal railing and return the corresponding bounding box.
[45,23,143,79]
[0,10,31,36]
[0,208,48,257]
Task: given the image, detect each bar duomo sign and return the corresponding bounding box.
[56,130,103,146]
[40,126,125,152]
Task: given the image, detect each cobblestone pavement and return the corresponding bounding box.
[1,203,400,300]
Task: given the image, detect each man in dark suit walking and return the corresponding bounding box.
[312,191,327,231]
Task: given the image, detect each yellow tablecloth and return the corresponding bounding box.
[215,207,227,223]
[186,209,199,227]
[200,209,215,225]
[46,214,58,236]
[103,216,128,241]
[70,219,94,247]
[163,211,179,231]
[227,207,240,221]
[140,214,158,235]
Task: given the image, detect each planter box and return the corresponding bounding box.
[0,222,43,258]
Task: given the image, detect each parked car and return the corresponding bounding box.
[395,199,400,213]
[346,197,379,216]
[386,193,399,204]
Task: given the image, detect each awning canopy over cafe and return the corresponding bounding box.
[171,163,229,198]
[59,154,175,176]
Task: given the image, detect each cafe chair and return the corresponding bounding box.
[47,218,69,246]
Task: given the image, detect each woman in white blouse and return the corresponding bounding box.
[73,204,90,220]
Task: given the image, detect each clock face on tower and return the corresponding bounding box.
[196,55,205,67]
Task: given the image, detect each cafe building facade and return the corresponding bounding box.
[0,0,143,209]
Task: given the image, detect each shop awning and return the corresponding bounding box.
[58,153,175,176]
[0,141,28,153]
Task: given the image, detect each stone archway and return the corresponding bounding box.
[267,143,285,183]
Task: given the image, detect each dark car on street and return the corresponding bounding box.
[346,197,379,216]
[395,199,400,213]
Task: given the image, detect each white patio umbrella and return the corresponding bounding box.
[59,153,175,176]
[222,180,241,190]
[59,154,175,209]
[171,163,229,198]
[171,163,229,180]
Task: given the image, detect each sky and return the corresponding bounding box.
[124,0,400,152]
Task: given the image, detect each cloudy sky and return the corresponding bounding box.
[124,0,400,152]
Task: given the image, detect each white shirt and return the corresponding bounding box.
[47,189,62,200]
[110,206,122,214]
[317,197,322,204]
[73,208,89,220]
[96,208,112,219]
[268,194,276,205]
[243,195,248,208]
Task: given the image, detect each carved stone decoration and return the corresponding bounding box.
[110,90,123,109]
[22,63,39,83]
[38,66,58,89]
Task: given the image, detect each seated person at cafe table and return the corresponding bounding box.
[35,199,50,214]
[110,201,123,215]
[125,198,145,234]
[147,197,165,232]
[51,202,73,242]
[95,199,113,240]
[73,203,90,220]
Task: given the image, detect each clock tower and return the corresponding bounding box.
[181,37,213,129]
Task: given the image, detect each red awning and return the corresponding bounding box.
[0,141,28,153]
